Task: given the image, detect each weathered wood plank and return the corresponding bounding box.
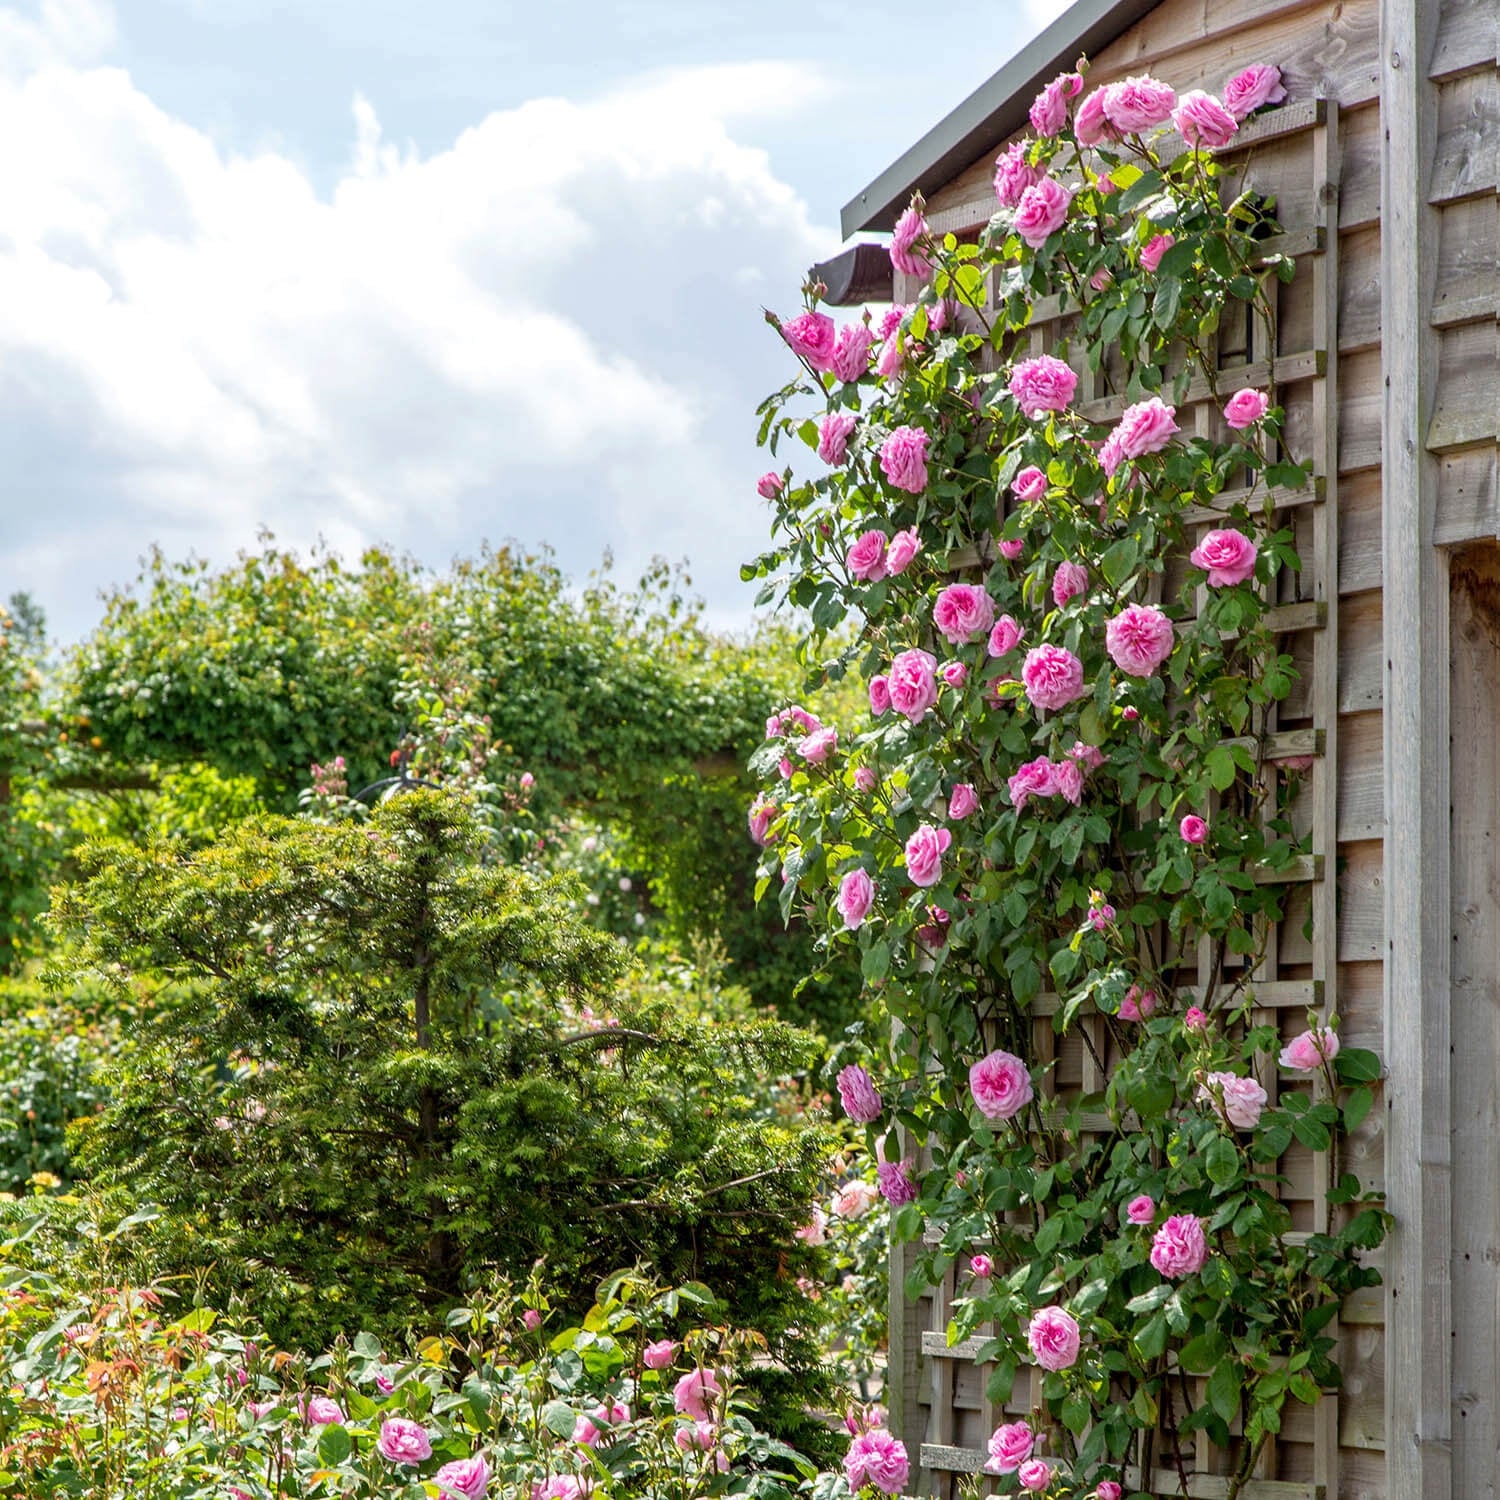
[1338,469,1383,593]
[1430,69,1500,203]
[1433,445,1499,547]
[1430,0,1499,80]
[1428,320,1500,451]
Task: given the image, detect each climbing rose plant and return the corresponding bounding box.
[748,62,1384,1500]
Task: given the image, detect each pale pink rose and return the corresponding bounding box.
[1112,397,1179,460]
[1018,1459,1054,1493]
[1052,561,1089,607]
[1074,88,1117,146]
[1103,75,1177,133]
[1030,70,1083,136]
[673,1368,722,1421]
[890,204,931,277]
[988,615,1023,657]
[1089,266,1113,291]
[1190,527,1258,585]
[833,322,875,382]
[904,823,952,887]
[844,1429,910,1494]
[994,140,1043,208]
[1150,1214,1208,1277]
[1021,644,1087,710]
[875,333,907,381]
[1097,1484,1124,1500]
[522,1308,543,1331]
[854,766,879,793]
[1096,173,1118,195]
[798,726,837,764]
[532,1480,584,1500]
[1126,1194,1156,1225]
[674,1420,722,1459]
[1054,758,1084,805]
[887,648,939,723]
[1140,232,1175,272]
[970,1253,994,1278]
[927,300,951,333]
[940,660,969,689]
[1027,1306,1081,1370]
[934,583,996,644]
[304,1395,345,1425]
[833,1179,880,1218]
[1174,90,1239,149]
[778,757,794,779]
[880,426,930,493]
[1068,741,1105,770]
[1008,756,1058,811]
[869,676,891,717]
[788,705,820,733]
[573,1412,604,1447]
[643,1339,678,1369]
[781,310,838,371]
[1106,604,1175,677]
[1010,354,1079,418]
[794,1208,828,1246]
[948,783,980,820]
[1012,465,1047,501]
[847,529,889,581]
[837,868,876,930]
[1199,1070,1268,1129]
[1223,387,1271,429]
[1223,63,1287,120]
[248,1401,276,1419]
[435,1456,490,1499]
[377,1417,434,1465]
[1179,814,1208,845]
[970,1048,1033,1120]
[1277,754,1315,772]
[877,1160,918,1206]
[819,412,857,465]
[756,472,784,499]
[837,1063,883,1122]
[1280,1027,1341,1071]
[999,538,1025,560]
[1013,176,1072,248]
[886,527,922,574]
[986,1419,1034,1474]
[1183,1006,1209,1032]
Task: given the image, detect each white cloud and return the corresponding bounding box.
[0,15,839,638]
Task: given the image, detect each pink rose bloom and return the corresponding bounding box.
[1097,1484,1124,1500]
[1190,527,1258,586]
[1112,397,1179,460]
[832,322,875,382]
[877,1160,918,1206]
[1199,1070,1268,1129]
[1013,176,1072,248]
[305,1396,345,1425]
[1090,266,1114,291]
[778,756,794,779]
[890,204,931,277]
[988,615,1023,657]
[869,675,891,717]
[756,472,784,499]
[1126,1194,1156,1224]
[994,140,1043,208]
[844,1429,910,1494]
[1121,705,1140,721]
[875,334,907,381]
[1179,814,1208,845]
[819,411,857,465]
[248,1401,276,1419]
[1106,604,1175,677]
[854,766,878,793]
[1096,173,1118,195]
[940,660,968,689]
[837,868,876,931]
[879,425,930,493]
[747,798,777,847]
[877,305,908,341]
[834,1178,880,1218]
[948,783,980,820]
[1027,1306,1081,1371]
[1086,899,1115,930]
[1278,753,1316,772]
[1174,90,1239,149]
[1280,1027,1341,1071]
[643,1339,678,1369]
[673,1367,722,1421]
[1184,1006,1209,1032]
[886,527,922,575]
[1054,758,1084,805]
[888,648,939,723]
[1022,644,1087,710]
[435,1457,490,1499]
[1223,387,1271,429]
[522,1308,543,1331]
[1103,75,1177,133]
[970,1048,1034,1120]
[1008,756,1058,811]
[837,1063,883,1122]
[987,1419,1034,1474]
[532,1480,584,1500]
[904,823,952,887]
[377,1417,434,1465]
[999,538,1025,560]
[573,1411,606,1447]
[1068,741,1105,770]
[1074,87,1117,146]
[1224,63,1287,120]
[847,529,889,582]
[934,583,996,644]
[1012,465,1047,502]
[798,726,837,764]
[781,310,838,371]
[1030,70,1083,136]
[970,1253,994,1278]
[1118,984,1157,1021]
[1052,561,1089,608]
[1018,1459,1054,1493]
[1010,354,1078,419]
[674,1420,722,1458]
[1098,430,1126,479]
[1151,1214,1208,1277]
[1140,232,1175,272]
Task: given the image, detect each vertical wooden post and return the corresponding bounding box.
[1378,3,1452,1497]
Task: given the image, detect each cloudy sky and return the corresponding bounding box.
[1,0,1069,642]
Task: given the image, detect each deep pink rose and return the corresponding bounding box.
[847,529,888,581]
[781,310,837,371]
[854,766,878,793]
[1013,176,1072,248]
[1223,387,1270,429]
[435,1457,492,1499]
[1027,1306,1081,1370]
[1179,814,1208,845]
[904,823,952,887]
[1018,1459,1054,1493]
[832,322,875,383]
[969,1252,994,1278]
[1053,758,1084,805]
[998,538,1025,560]
[868,675,891,717]
[1098,430,1126,478]
[1103,75,1177,133]
[818,411,857,465]
[1052,561,1088,608]
[1021,644,1087,710]
[933,583,996,644]
[673,1367,722,1420]
[1223,63,1287,120]
[844,1429,910,1494]
[988,615,1023,657]
[887,648,939,723]
[1174,90,1239,149]
[877,305,908,341]
[1126,1194,1156,1225]
[948,783,980,820]
[1068,741,1105,770]
[304,1396,345,1425]
[876,1160,918,1206]
[1030,70,1082,137]
[643,1339,678,1369]
[1086,898,1115,929]
[885,527,922,574]
[377,1417,434,1465]
[986,1419,1034,1474]
[1008,756,1058,811]
[1150,1214,1208,1277]
[879,425,930,493]
[1199,1070,1268,1129]
[756,471,783,499]
[837,1063,883,1123]
[993,140,1043,208]
[1184,1006,1209,1032]
[1096,1484,1124,1500]
[940,660,968,689]
[522,1308,542,1331]
[890,204,931,277]
[1118,984,1157,1021]
[1140,232,1174,272]
[1190,528,1258,585]
[1012,465,1047,501]
[970,1049,1033,1120]
[1010,354,1078,418]
[1112,397,1179,459]
[1280,1027,1341,1071]
[798,726,837,764]
[778,756,794,779]
[837,869,876,931]
[1106,603,1174,677]
[875,333,907,380]
[1074,88,1117,146]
